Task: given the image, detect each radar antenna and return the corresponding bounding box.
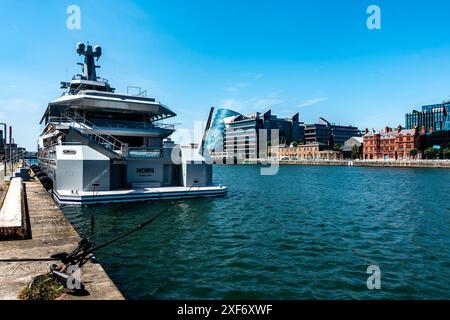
[76,42,102,81]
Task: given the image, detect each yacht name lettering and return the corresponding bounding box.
[136,168,155,176]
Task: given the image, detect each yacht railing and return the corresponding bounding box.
[39,143,162,159]
[90,119,174,131]
[45,112,176,158]
[2,150,37,175]
[48,117,174,131]
[128,147,162,158]
[58,111,126,155]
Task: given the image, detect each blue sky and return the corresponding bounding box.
[1,0,450,150]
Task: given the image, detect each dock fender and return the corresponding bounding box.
[39,176,54,191]
[34,172,48,179]
[32,167,42,174]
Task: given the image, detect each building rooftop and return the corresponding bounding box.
[380,131,398,139]
[399,128,417,136]
[364,127,418,139]
[302,142,329,147]
[345,136,363,144]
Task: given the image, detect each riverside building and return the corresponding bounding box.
[223,110,301,160]
[405,103,449,134]
[304,117,360,146]
[269,142,343,161]
[363,126,421,160]
[204,109,242,154]
[341,137,363,159]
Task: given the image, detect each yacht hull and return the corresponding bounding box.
[52,185,228,205]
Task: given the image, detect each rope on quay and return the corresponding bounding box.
[0,180,200,295]
[0,180,200,264]
[86,180,200,255]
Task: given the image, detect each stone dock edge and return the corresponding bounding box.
[226,159,450,168]
[0,179,124,300]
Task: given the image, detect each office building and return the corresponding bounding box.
[304,117,360,146]
[405,103,450,134]
[304,118,331,145]
[204,108,242,153]
[224,110,300,160]
[331,124,362,145]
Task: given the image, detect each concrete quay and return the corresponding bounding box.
[0,178,124,300]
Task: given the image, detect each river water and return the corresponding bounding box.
[62,165,450,299]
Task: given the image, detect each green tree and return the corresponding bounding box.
[351,144,359,159]
[292,141,298,147]
[444,148,450,159]
[424,147,438,159]
[333,144,342,151]
[409,149,417,159]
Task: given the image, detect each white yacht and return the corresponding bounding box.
[37,43,227,205]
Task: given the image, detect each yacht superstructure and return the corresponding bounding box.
[37,43,227,204]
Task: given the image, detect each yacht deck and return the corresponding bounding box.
[54,185,228,205]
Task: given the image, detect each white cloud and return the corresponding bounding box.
[266,90,282,98]
[220,99,244,111]
[222,72,264,93]
[252,98,284,109]
[223,82,252,93]
[298,97,328,107]
[0,99,41,112]
[219,96,284,113]
[241,73,264,79]
[223,87,237,93]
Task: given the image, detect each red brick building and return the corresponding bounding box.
[363,126,421,160]
[396,127,421,159]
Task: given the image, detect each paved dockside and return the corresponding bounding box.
[0,180,124,300]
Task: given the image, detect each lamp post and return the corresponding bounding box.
[0,123,6,176]
[9,126,13,174]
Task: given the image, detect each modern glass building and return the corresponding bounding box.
[405,103,450,133]
[204,108,242,153]
[223,110,300,160]
[304,117,360,146]
[304,118,331,145]
[331,124,362,145]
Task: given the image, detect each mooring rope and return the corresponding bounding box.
[0,181,200,264]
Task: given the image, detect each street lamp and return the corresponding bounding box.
[0,123,6,176]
